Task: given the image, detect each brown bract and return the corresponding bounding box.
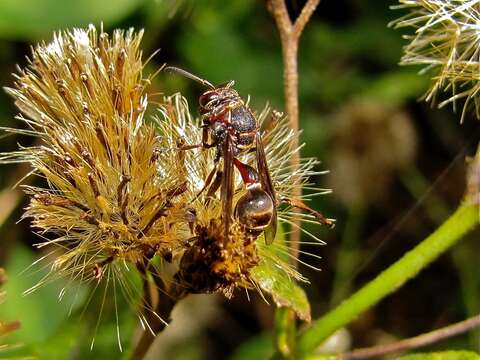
[329,99,416,207]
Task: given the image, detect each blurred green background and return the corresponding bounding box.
[0,0,479,359]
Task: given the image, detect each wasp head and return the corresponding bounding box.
[199,83,240,114]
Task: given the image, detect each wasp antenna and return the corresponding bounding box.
[164,66,215,89]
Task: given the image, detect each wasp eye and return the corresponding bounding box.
[199,91,216,107]
[235,188,274,231]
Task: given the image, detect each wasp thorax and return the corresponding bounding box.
[235,186,274,232]
[212,122,227,143]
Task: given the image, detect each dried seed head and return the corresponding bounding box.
[2,26,190,293]
[175,219,259,297]
[390,0,480,121]
[156,94,326,297]
[3,25,329,326]
[329,99,416,207]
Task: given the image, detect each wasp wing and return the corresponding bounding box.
[255,132,277,245]
[221,134,235,242]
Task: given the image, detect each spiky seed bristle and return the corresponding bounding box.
[156,94,326,294]
[3,25,190,288]
[391,0,480,121]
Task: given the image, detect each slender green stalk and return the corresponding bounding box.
[297,202,479,358]
[274,308,297,359]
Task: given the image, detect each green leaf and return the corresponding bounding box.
[0,245,87,345]
[251,263,311,322]
[0,0,144,40]
[251,228,311,322]
[363,69,429,104]
[31,317,83,359]
[397,351,480,360]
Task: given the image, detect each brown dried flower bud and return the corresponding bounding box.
[329,99,417,208]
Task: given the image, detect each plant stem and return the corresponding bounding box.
[131,268,181,360]
[297,202,479,358]
[339,313,480,359]
[267,2,320,358]
[274,307,297,359]
[267,0,320,261]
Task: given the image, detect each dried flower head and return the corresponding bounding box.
[390,0,480,121]
[1,25,193,313]
[329,99,416,207]
[156,94,328,316]
[2,24,329,329]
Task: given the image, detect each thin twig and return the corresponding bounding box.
[267,0,320,263]
[267,2,320,357]
[293,0,321,38]
[340,314,480,359]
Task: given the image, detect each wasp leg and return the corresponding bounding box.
[206,169,223,199]
[280,197,335,228]
[177,128,217,151]
[177,142,217,151]
[201,125,210,148]
[193,163,219,201]
[178,143,203,151]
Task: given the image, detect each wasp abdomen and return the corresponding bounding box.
[235,186,274,232]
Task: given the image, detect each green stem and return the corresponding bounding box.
[274,308,297,359]
[297,202,479,358]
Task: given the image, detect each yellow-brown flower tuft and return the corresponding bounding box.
[2,26,189,294]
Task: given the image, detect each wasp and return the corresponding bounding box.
[165,67,333,244]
